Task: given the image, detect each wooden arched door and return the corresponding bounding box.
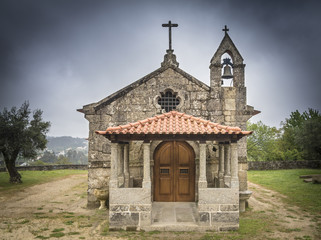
[154,141,195,202]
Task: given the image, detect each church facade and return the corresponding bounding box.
[78,25,259,231]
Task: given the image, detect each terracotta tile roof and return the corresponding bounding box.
[96,111,252,136]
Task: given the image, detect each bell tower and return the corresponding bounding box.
[210,25,245,88]
[208,26,260,194]
[208,25,247,126]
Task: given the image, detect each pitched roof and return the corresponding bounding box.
[96,111,252,136]
[210,33,244,65]
[91,66,209,112]
[78,50,210,114]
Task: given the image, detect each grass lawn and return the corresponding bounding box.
[0,169,87,194]
[248,169,321,214]
[1,168,320,239]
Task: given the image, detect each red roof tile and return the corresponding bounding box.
[96,111,252,136]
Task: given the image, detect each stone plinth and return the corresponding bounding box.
[198,188,239,231]
[239,190,252,212]
[109,187,152,230]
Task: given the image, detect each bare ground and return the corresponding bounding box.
[0,174,320,240]
[248,182,320,240]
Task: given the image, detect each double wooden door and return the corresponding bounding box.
[154,141,195,202]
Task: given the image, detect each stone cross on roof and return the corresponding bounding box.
[162,20,178,51]
[222,25,229,35]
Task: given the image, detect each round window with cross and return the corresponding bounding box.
[157,90,180,112]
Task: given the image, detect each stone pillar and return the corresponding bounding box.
[143,141,151,189]
[199,141,207,188]
[118,144,124,187]
[230,141,239,188]
[110,143,119,188]
[123,144,130,188]
[224,142,231,187]
[218,143,225,188]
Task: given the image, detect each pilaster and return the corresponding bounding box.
[224,142,231,187]
[110,143,119,188]
[143,142,151,189]
[230,141,239,188]
[118,144,124,186]
[218,144,225,188]
[199,142,207,188]
[124,144,130,188]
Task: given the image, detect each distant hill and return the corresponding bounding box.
[46,136,88,153]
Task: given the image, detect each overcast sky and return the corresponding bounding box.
[1,0,321,137]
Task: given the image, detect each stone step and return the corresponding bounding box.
[312,175,321,184]
[300,175,313,179]
[146,223,202,232]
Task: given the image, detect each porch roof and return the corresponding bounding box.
[96,111,252,142]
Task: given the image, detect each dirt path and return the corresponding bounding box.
[0,174,118,240]
[248,182,320,240]
[0,175,319,239]
[0,175,89,218]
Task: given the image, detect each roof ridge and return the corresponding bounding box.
[97,110,251,136]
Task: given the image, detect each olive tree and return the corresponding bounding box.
[0,101,50,183]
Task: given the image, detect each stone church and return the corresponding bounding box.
[78,23,259,231]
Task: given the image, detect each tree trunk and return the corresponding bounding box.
[4,156,22,184]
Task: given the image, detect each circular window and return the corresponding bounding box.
[157,91,180,112]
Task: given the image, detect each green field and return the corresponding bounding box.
[0,168,320,239]
[0,169,87,194]
[248,169,321,214]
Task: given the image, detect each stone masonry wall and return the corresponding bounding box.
[109,188,151,230]
[198,188,239,231]
[85,67,217,207]
[84,64,253,207]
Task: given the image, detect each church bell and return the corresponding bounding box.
[221,58,233,79]
[222,64,233,79]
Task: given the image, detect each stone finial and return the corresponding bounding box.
[161,49,179,68]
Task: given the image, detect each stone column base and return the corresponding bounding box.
[224,175,231,187]
[198,180,208,188]
[239,190,252,212]
[230,177,239,189]
[143,180,151,189]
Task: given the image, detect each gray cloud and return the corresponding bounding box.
[1,0,320,137]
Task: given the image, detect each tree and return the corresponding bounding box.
[39,150,57,164]
[30,160,47,166]
[295,118,321,160]
[56,155,72,165]
[0,102,50,183]
[280,108,321,160]
[247,121,282,161]
[0,153,4,167]
[65,149,88,164]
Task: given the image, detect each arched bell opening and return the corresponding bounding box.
[221,52,234,87]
